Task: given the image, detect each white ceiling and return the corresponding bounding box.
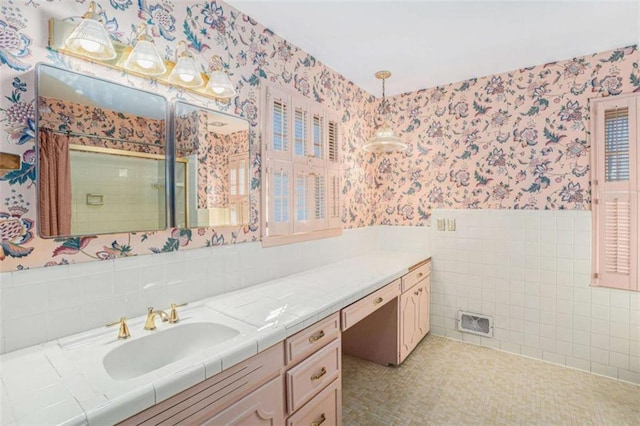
[226,0,639,97]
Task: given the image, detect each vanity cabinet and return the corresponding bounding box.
[285,313,342,426]
[342,259,431,365]
[117,343,284,425]
[399,269,430,363]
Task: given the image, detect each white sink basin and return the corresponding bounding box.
[103,322,240,381]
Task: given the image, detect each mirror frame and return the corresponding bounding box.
[35,63,172,238]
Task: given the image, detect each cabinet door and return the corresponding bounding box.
[417,281,430,337]
[197,377,284,426]
[399,289,420,362]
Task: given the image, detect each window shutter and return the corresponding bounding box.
[267,160,292,236]
[592,97,638,291]
[310,166,327,231]
[327,169,341,228]
[327,114,340,168]
[292,97,310,164]
[266,86,291,162]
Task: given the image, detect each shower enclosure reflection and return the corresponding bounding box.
[173,102,250,228]
[36,64,169,237]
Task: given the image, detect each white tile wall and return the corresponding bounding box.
[429,209,640,385]
[0,226,429,354]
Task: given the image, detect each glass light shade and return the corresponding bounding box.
[65,18,116,60]
[206,69,236,98]
[168,55,203,88]
[123,40,166,76]
[363,122,408,153]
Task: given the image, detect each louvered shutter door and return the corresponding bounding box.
[292,97,310,165]
[327,114,340,169]
[293,163,312,233]
[267,160,293,236]
[266,86,291,162]
[593,97,638,290]
[310,166,328,231]
[327,168,342,228]
[308,105,325,168]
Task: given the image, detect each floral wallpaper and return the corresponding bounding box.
[39,96,165,155]
[371,45,639,225]
[0,0,376,272]
[204,130,249,208]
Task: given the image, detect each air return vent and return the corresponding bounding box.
[457,311,494,337]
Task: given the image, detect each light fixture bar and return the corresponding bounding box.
[48,17,235,100]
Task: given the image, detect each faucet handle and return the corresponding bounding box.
[168,303,187,324]
[106,317,131,339]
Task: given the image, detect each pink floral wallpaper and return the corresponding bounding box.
[0,0,637,272]
[371,46,639,225]
[0,0,376,271]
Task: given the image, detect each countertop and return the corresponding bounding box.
[0,250,429,425]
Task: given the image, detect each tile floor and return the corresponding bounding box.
[342,334,640,425]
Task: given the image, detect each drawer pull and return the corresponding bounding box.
[311,367,327,381]
[419,287,424,293]
[414,290,420,295]
[308,330,325,343]
[311,413,326,426]
[417,272,423,278]
[373,297,384,305]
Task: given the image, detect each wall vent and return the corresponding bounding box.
[457,310,494,337]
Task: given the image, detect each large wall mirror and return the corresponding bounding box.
[35,64,169,237]
[174,102,250,228]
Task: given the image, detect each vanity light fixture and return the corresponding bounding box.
[363,70,408,153]
[64,1,116,60]
[168,41,203,88]
[123,23,166,76]
[205,55,236,99]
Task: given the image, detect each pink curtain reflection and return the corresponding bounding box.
[39,130,72,236]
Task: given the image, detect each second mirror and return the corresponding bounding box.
[174,102,250,229]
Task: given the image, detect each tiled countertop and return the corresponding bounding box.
[0,250,428,425]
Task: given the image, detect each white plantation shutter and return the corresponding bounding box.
[266,86,291,162]
[327,169,341,228]
[592,96,639,291]
[327,113,340,168]
[267,160,293,236]
[263,84,342,242]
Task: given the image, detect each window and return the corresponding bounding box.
[591,94,639,291]
[263,84,342,245]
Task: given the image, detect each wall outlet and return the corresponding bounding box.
[447,218,456,231]
[437,218,445,231]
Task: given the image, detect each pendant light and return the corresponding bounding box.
[363,70,407,153]
[123,23,166,76]
[64,1,116,60]
[168,41,203,88]
[205,55,236,99]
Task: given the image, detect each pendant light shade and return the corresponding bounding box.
[123,24,166,76]
[64,1,116,60]
[168,41,203,88]
[205,56,236,99]
[364,70,407,153]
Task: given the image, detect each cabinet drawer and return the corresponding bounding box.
[401,260,431,292]
[287,378,340,426]
[286,313,340,366]
[341,279,401,331]
[197,376,284,425]
[119,343,284,425]
[286,339,341,413]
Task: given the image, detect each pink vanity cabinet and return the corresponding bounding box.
[284,312,342,426]
[118,343,285,425]
[342,259,431,365]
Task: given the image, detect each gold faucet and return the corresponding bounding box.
[106,317,131,339]
[144,307,169,330]
[168,303,188,323]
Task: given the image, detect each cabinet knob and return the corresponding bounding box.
[373,297,384,305]
[310,413,326,426]
[310,367,327,381]
[308,330,325,343]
